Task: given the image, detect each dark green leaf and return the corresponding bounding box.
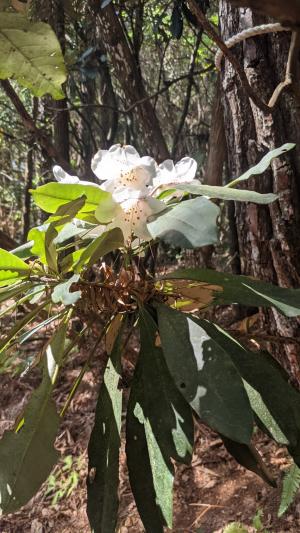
[197,321,300,465]
[87,326,123,533]
[221,437,276,487]
[162,268,300,317]
[126,308,194,531]
[157,304,253,443]
[147,197,219,249]
[0,321,68,513]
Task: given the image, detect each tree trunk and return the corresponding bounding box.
[219,2,300,382]
[91,1,170,162]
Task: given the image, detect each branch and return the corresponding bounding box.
[0,80,74,173]
[187,0,272,114]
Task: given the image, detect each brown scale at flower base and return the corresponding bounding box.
[74,264,161,320]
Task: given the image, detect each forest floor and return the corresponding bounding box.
[0,320,299,533]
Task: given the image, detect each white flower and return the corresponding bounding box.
[107,196,166,242]
[91,144,156,196]
[152,157,197,190]
[53,165,101,188]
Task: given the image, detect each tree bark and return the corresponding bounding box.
[219,2,300,382]
[91,1,170,162]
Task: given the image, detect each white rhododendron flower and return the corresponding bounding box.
[91,144,156,196]
[53,165,101,188]
[152,157,197,190]
[53,144,198,243]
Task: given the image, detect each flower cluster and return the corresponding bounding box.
[53,144,198,242]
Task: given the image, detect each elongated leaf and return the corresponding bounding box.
[87,323,123,533]
[278,463,300,517]
[51,274,81,305]
[0,298,50,357]
[0,321,68,513]
[197,321,300,465]
[243,381,288,445]
[73,228,124,272]
[171,183,277,204]
[157,304,253,444]
[30,183,114,216]
[227,143,295,188]
[162,268,300,317]
[0,247,29,287]
[222,437,276,487]
[0,13,66,99]
[11,241,35,260]
[126,308,194,531]
[147,197,219,249]
[28,197,87,270]
[0,281,32,304]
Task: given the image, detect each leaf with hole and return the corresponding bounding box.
[157,304,253,443]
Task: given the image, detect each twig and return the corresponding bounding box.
[228,330,300,346]
[0,80,73,172]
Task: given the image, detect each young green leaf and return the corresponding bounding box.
[0,13,66,99]
[126,308,194,531]
[72,228,124,272]
[0,321,68,513]
[162,268,300,317]
[157,304,253,444]
[0,247,30,287]
[147,197,220,249]
[30,182,114,216]
[87,322,123,533]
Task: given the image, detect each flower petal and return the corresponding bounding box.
[91,144,141,181]
[53,165,80,184]
[153,156,197,188]
[108,197,165,242]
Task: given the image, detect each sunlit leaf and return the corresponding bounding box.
[227,143,295,188]
[173,182,278,204]
[0,13,66,99]
[0,247,30,287]
[30,182,114,217]
[147,197,219,249]
[51,274,81,305]
[162,268,300,317]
